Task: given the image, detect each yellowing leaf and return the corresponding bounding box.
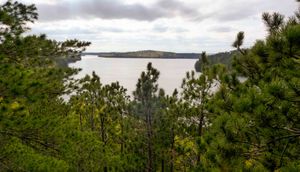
[10,101,20,110]
[245,159,254,169]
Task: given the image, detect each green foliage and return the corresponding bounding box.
[202,3,300,171]
[0,0,37,38]
[0,1,92,171]
[194,50,238,72]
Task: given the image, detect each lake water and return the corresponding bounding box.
[69,56,198,96]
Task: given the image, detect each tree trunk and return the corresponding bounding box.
[100,116,106,143]
[90,108,95,131]
[197,110,205,163]
[100,112,108,172]
[170,127,175,172]
[121,117,124,155]
[161,159,165,172]
[79,111,83,131]
[146,107,154,172]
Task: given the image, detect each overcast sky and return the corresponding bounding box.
[2,0,298,53]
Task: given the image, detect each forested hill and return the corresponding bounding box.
[195,50,238,72]
[82,50,200,59]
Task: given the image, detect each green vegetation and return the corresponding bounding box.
[96,50,177,58]
[85,50,200,59]
[194,50,238,72]
[0,0,299,171]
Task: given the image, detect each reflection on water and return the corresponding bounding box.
[69,56,198,96]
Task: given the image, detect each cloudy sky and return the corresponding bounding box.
[2,0,298,53]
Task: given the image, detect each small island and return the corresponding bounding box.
[83,50,201,59]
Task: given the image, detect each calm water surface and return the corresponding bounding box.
[69,56,198,96]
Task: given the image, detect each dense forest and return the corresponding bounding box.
[0,0,300,171]
[84,50,200,59]
[194,50,238,72]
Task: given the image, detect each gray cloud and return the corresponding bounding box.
[173,27,188,33]
[152,25,188,33]
[37,0,201,22]
[209,1,263,22]
[36,0,292,23]
[152,25,169,33]
[210,26,234,33]
[34,27,96,35]
[213,8,257,21]
[156,0,199,17]
[29,25,128,38]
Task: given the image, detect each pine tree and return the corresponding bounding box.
[203,2,300,170]
[133,62,161,172]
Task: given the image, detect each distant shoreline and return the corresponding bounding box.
[81,50,201,59]
[96,56,198,59]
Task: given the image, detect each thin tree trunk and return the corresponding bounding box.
[100,116,106,143]
[121,114,124,155]
[161,159,165,172]
[170,127,175,172]
[100,113,108,172]
[90,107,95,131]
[79,111,83,131]
[197,109,205,163]
[146,107,154,172]
[90,95,96,131]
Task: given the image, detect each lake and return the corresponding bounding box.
[69,56,198,96]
